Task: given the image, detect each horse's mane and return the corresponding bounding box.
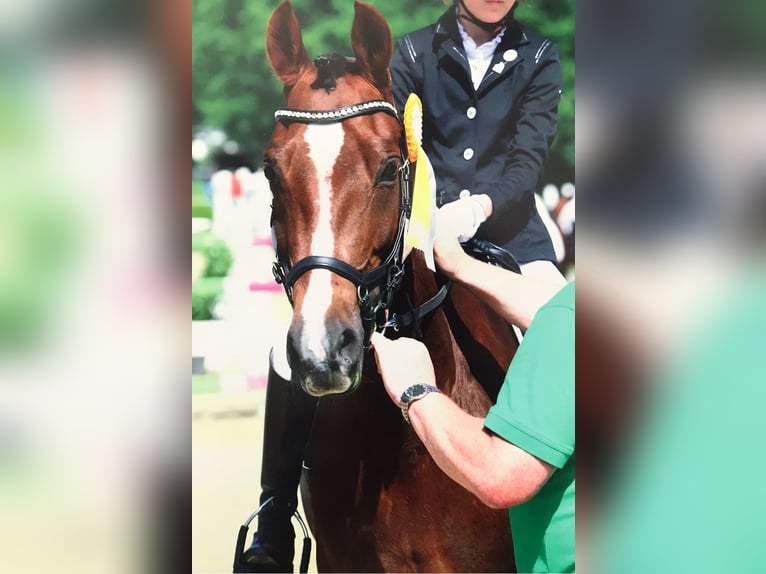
[311,53,348,92]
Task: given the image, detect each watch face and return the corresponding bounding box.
[404,384,428,403]
[400,384,440,424]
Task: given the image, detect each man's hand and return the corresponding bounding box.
[370,332,436,406]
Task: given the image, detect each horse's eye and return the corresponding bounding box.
[375,157,401,187]
[263,162,277,182]
[263,161,283,195]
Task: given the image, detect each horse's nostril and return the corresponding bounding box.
[332,327,361,367]
[338,328,355,350]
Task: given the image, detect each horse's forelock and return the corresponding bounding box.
[310,53,348,92]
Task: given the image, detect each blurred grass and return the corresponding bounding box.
[192,373,220,394]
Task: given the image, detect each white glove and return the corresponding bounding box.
[438,196,489,243]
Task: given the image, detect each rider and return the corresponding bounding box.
[244,1,566,570]
[391,0,567,286]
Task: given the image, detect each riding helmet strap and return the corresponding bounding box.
[454,0,514,35]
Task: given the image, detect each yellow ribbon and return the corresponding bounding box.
[402,94,436,271]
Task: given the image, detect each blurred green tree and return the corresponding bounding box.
[193,0,573,182]
[515,0,575,182]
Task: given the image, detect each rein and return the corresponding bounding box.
[270,99,412,345]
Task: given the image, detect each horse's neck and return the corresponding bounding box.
[411,258,477,410]
[406,251,518,405]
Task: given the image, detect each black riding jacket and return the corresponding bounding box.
[390,8,561,264]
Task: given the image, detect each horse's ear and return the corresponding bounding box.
[266,1,311,90]
[350,1,393,95]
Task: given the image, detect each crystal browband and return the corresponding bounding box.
[274,100,399,125]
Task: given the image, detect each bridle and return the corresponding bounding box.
[270,99,412,345]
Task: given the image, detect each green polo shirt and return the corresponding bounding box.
[484,282,575,573]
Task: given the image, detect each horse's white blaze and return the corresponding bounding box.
[299,123,344,361]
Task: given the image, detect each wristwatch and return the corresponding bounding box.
[399,383,441,424]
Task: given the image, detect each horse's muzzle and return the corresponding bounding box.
[297,366,362,397]
[287,317,364,397]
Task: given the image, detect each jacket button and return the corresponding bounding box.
[463,148,474,160]
[466,106,477,119]
[459,189,471,199]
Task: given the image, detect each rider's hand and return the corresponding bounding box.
[433,194,492,279]
[370,333,436,406]
[437,195,492,244]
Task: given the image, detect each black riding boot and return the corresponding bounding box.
[241,352,316,573]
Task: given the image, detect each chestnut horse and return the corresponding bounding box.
[265,2,518,571]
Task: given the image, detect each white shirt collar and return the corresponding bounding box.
[457,19,505,56]
[457,21,506,90]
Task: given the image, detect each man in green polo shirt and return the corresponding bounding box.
[484,282,574,573]
[371,218,575,572]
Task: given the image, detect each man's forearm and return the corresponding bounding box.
[370,333,555,508]
[406,393,506,506]
[452,256,560,330]
[406,392,550,508]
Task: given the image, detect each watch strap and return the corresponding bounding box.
[400,384,441,424]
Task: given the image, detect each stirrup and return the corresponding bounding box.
[233,497,312,574]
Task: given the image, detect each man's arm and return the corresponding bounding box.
[371,333,555,508]
[433,209,560,330]
[408,392,555,508]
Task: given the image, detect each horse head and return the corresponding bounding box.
[265,1,406,397]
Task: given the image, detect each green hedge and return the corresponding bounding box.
[192,181,212,218]
[192,277,224,320]
[192,231,232,320]
[192,231,232,278]
[192,200,212,219]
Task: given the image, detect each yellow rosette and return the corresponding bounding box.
[402,93,436,271]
